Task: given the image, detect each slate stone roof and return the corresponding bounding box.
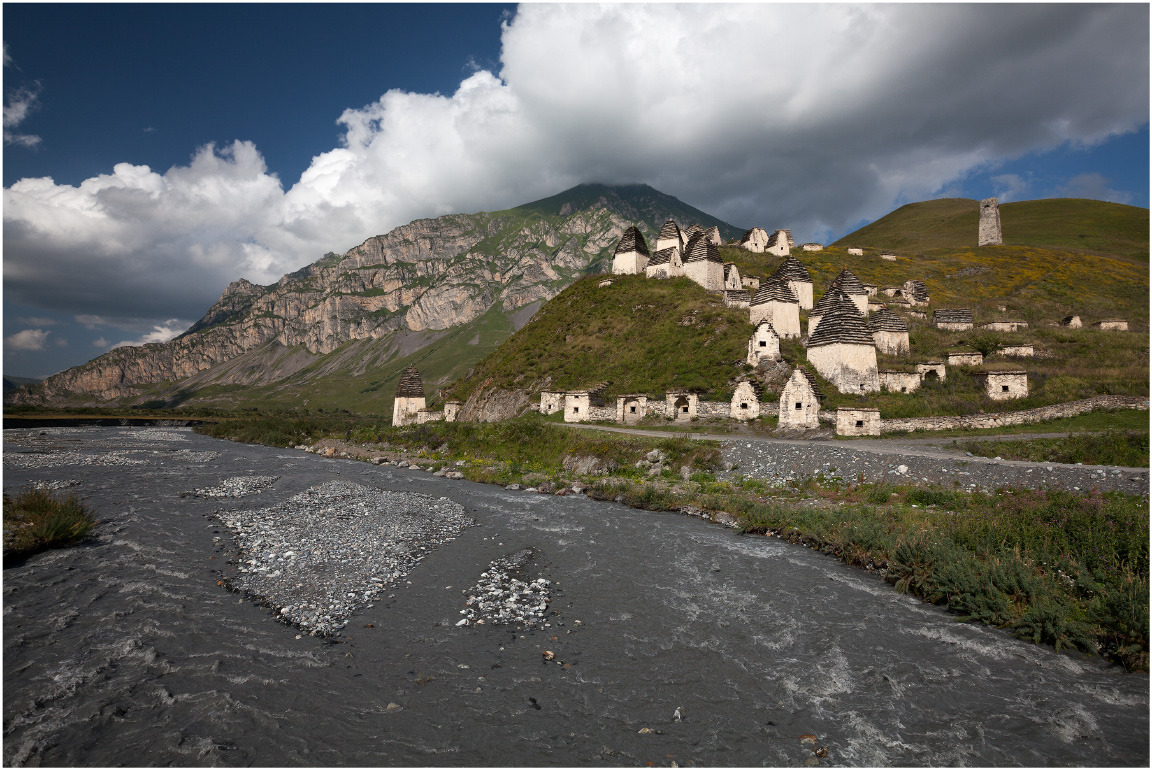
[683,232,722,263]
[810,288,846,317]
[807,295,875,348]
[683,224,702,240]
[934,309,973,325]
[613,226,650,256]
[904,280,930,303]
[869,307,909,333]
[766,230,787,249]
[754,319,779,335]
[703,226,721,245]
[793,365,824,401]
[750,279,799,305]
[769,255,813,283]
[829,269,868,296]
[740,227,767,244]
[724,289,751,303]
[648,247,677,267]
[724,263,736,281]
[395,366,425,398]
[658,219,683,242]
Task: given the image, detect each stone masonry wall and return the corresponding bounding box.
[880,395,1147,434]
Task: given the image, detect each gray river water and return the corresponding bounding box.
[3,427,1148,766]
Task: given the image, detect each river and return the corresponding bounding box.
[3,427,1147,766]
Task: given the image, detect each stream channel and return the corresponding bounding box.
[3,426,1148,766]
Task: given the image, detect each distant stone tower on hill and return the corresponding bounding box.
[392,366,426,427]
[978,197,1003,246]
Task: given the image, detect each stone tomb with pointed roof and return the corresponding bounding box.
[747,320,781,366]
[768,255,814,310]
[682,231,725,291]
[827,269,870,316]
[611,226,650,275]
[740,226,770,253]
[765,229,791,257]
[645,246,683,279]
[807,288,842,337]
[656,219,685,255]
[749,280,801,338]
[778,367,823,429]
[723,263,742,290]
[392,366,427,426]
[869,308,910,356]
[730,381,761,420]
[805,295,880,393]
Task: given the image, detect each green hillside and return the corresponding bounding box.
[833,198,1149,261]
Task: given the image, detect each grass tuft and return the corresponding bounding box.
[3,487,98,559]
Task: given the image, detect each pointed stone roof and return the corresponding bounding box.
[769,255,812,283]
[682,224,702,240]
[703,226,721,245]
[613,226,649,256]
[791,365,824,401]
[807,295,875,348]
[753,319,779,335]
[395,366,425,398]
[648,247,677,267]
[903,280,930,303]
[658,219,682,242]
[829,268,868,296]
[934,308,973,324]
[750,279,799,305]
[810,288,845,317]
[683,231,722,263]
[766,230,787,249]
[869,307,909,333]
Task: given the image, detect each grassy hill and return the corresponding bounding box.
[832,197,1148,261]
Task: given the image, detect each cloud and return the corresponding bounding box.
[17,315,57,326]
[991,174,1033,203]
[1056,173,1134,205]
[92,337,109,348]
[4,48,41,147]
[109,319,191,350]
[3,4,1148,339]
[6,328,50,351]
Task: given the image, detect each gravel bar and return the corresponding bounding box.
[457,548,551,627]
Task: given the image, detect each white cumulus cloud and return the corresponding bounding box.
[108,319,192,350]
[6,328,51,351]
[3,4,1148,340]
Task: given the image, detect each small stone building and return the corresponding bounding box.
[807,288,843,337]
[741,276,761,291]
[682,232,725,291]
[723,263,742,290]
[416,408,443,424]
[392,366,427,427]
[1094,319,1129,331]
[443,401,462,422]
[611,226,650,275]
[765,229,791,257]
[880,254,898,261]
[903,280,930,306]
[645,247,683,279]
[1060,315,1083,329]
[778,367,823,429]
[879,370,921,393]
[934,309,974,331]
[802,243,824,252]
[666,391,699,421]
[768,255,814,310]
[836,407,881,436]
[750,280,801,338]
[564,389,607,423]
[806,294,880,394]
[723,289,751,309]
[616,395,648,425]
[730,381,761,420]
[539,390,564,415]
[747,320,781,366]
[981,321,1028,332]
[869,308,910,356]
[847,247,863,256]
[740,226,770,253]
[980,370,1028,401]
[828,269,870,316]
[978,197,1003,247]
[996,345,1034,358]
[946,350,984,367]
[916,361,947,383]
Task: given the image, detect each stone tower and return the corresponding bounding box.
[392,366,426,427]
[978,197,1002,246]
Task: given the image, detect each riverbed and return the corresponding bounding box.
[3,427,1148,766]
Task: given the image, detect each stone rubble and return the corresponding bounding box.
[214,480,473,636]
[457,549,551,628]
[183,475,280,498]
[3,450,146,469]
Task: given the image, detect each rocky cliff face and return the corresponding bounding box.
[16,184,737,405]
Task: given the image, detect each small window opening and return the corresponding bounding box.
[740,403,748,409]
[629,406,636,413]
[1002,385,1009,392]
[682,406,689,413]
[855,420,864,428]
[573,406,580,413]
[759,340,767,347]
[900,387,907,393]
[795,402,803,410]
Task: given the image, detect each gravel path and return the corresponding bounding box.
[563,424,1149,494]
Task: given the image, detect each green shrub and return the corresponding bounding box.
[3,487,98,558]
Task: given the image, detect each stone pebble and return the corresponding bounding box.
[457,549,551,628]
[215,480,473,636]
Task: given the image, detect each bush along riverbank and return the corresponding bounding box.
[3,486,98,562]
[198,414,1149,671]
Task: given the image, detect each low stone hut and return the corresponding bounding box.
[981,321,1028,332]
[778,367,823,429]
[879,370,921,393]
[806,294,880,394]
[946,350,984,367]
[392,366,427,427]
[539,390,564,415]
[802,243,824,252]
[723,262,742,290]
[847,247,864,256]
[1094,319,1129,331]
[616,395,648,425]
[768,255,814,310]
[564,389,608,423]
[645,247,683,279]
[870,308,910,356]
[682,232,725,291]
[747,320,781,366]
[980,370,1028,401]
[741,276,761,291]
[416,408,443,424]
[740,226,770,253]
[880,254,898,261]
[996,345,1034,358]
[765,229,791,257]
[1060,315,1083,328]
[750,280,801,338]
[916,361,947,382]
[443,401,462,422]
[723,289,751,309]
[611,226,650,275]
[903,280,930,306]
[730,381,761,420]
[836,407,881,436]
[666,391,699,421]
[934,309,974,331]
[828,269,870,316]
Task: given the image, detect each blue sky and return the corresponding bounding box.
[3,3,1148,378]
